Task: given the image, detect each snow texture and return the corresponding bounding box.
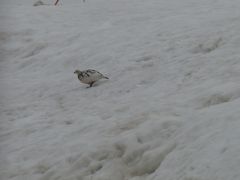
[1,0,240,180]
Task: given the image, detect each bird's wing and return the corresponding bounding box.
[86,69,104,77]
[86,69,98,74]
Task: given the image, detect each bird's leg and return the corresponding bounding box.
[89,82,95,87]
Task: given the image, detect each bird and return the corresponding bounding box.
[74,69,109,87]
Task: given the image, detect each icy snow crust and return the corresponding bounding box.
[1,0,240,180]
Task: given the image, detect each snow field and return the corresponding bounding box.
[1,0,240,180]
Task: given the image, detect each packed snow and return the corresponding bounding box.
[1,0,240,180]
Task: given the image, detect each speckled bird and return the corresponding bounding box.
[74,69,109,87]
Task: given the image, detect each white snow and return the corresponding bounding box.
[1,0,240,180]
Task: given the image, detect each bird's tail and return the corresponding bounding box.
[103,76,109,79]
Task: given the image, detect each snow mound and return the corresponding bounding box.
[33,0,45,6]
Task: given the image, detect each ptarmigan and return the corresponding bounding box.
[74,69,109,87]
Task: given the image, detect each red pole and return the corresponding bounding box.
[54,0,59,5]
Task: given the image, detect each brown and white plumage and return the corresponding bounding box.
[74,69,109,87]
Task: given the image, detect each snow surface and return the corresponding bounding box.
[1,0,240,180]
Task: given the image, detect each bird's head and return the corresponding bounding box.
[74,70,81,75]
